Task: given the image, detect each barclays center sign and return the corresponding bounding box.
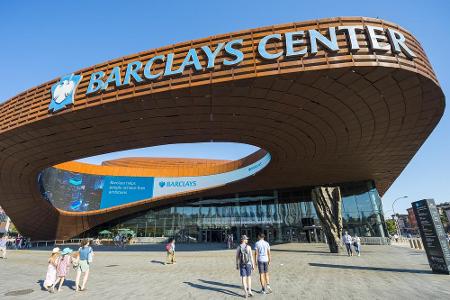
[49,25,416,112]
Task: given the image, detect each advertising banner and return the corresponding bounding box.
[152,153,271,197]
[40,153,271,212]
[100,176,155,209]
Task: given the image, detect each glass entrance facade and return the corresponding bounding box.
[82,180,387,243]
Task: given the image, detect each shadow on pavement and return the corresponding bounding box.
[183,281,242,297]
[271,248,329,254]
[198,279,241,289]
[37,279,76,291]
[309,263,432,274]
[150,260,165,265]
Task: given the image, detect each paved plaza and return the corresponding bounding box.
[1,243,449,299]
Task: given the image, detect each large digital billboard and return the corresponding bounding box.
[38,153,271,212]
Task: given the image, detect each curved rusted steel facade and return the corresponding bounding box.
[0,17,444,239]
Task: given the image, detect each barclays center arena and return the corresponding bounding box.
[0,17,444,243]
[39,152,385,243]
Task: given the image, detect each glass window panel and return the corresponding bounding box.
[355,192,373,212]
[342,195,359,213]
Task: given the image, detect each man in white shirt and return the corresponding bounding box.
[254,233,272,294]
[343,231,353,256]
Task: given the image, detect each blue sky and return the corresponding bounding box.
[0,1,449,215]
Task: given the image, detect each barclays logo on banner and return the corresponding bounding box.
[49,73,82,113]
[159,180,197,188]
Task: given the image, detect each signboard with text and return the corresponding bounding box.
[49,25,417,113]
[412,199,450,274]
[100,176,155,209]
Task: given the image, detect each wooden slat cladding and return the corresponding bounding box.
[0,17,436,131]
[0,17,444,240]
[55,149,265,177]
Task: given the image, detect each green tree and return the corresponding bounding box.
[8,222,18,236]
[386,219,397,235]
[440,210,449,226]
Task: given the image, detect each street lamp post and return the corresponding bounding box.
[392,196,408,237]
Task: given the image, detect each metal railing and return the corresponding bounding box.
[390,237,424,250]
[359,237,391,245]
[23,239,85,248]
[7,236,428,249]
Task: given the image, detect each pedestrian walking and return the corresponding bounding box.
[75,239,93,292]
[353,235,361,256]
[15,236,20,249]
[54,248,73,292]
[0,234,7,259]
[122,235,127,249]
[114,234,120,247]
[165,238,176,264]
[393,233,399,242]
[43,247,60,293]
[254,233,272,294]
[227,234,234,249]
[343,231,353,256]
[236,235,255,298]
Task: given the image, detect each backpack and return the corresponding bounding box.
[165,243,172,252]
[239,245,250,265]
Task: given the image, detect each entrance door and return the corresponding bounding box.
[199,229,225,243]
[303,226,322,243]
[200,230,208,242]
[210,230,225,243]
[262,228,274,243]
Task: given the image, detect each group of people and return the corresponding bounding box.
[4,230,369,297]
[0,234,32,254]
[235,233,273,298]
[342,231,361,257]
[113,234,130,248]
[43,239,94,293]
[13,235,31,249]
[226,233,234,249]
[163,233,273,298]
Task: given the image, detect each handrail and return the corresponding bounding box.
[359,237,391,245]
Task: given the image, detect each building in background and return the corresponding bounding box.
[392,213,413,236]
[437,202,450,233]
[407,208,418,235]
[0,206,11,234]
[406,202,450,236]
[39,158,387,243]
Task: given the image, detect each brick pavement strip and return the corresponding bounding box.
[0,243,449,300]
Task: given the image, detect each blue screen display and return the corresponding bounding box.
[100,176,154,209]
